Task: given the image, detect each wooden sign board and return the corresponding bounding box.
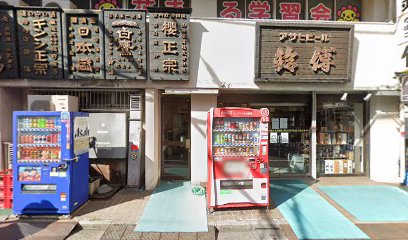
[103,9,147,80]
[255,22,354,83]
[63,10,105,79]
[148,7,191,81]
[0,7,18,79]
[17,7,64,79]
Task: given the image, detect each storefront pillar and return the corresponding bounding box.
[311,92,317,179]
[145,89,161,190]
[190,93,217,186]
[399,103,406,183]
[369,95,401,183]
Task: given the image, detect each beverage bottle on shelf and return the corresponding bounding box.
[27,118,32,128]
[57,133,61,144]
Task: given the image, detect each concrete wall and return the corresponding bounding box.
[190,94,217,185]
[0,88,24,170]
[144,89,161,190]
[369,96,401,183]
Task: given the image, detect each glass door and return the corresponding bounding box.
[265,105,311,175]
[161,95,191,180]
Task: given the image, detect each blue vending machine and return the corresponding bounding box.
[13,111,89,215]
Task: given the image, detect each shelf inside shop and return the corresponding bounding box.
[18,159,60,163]
[18,144,60,147]
[18,128,61,132]
[213,129,259,132]
[213,143,260,147]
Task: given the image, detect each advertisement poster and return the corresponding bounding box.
[272,118,280,129]
[280,118,288,129]
[281,132,289,143]
[270,132,278,143]
[74,117,90,155]
[19,166,41,182]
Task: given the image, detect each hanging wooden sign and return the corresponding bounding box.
[0,6,18,79]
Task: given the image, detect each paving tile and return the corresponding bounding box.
[216,230,260,240]
[101,224,127,240]
[121,225,143,240]
[160,233,179,240]
[197,226,216,240]
[66,229,107,240]
[141,232,161,240]
[179,232,197,240]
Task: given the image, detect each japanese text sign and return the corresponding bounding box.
[255,22,354,83]
[103,9,147,80]
[276,0,306,20]
[148,8,191,81]
[128,0,191,10]
[17,7,63,79]
[63,10,105,79]
[0,7,18,79]
[308,0,334,21]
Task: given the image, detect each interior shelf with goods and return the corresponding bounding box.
[317,103,356,175]
[16,116,62,163]
[212,118,260,157]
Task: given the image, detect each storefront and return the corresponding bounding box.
[218,92,368,178]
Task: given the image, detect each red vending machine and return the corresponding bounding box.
[207,107,270,209]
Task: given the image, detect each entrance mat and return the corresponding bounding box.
[90,184,121,199]
[356,223,408,240]
[270,180,368,240]
[319,186,408,222]
[135,181,208,232]
[164,167,189,178]
[0,220,77,240]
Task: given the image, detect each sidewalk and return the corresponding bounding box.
[4,177,408,239]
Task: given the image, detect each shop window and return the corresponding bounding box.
[317,102,364,176]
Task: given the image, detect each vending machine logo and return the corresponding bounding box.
[260,108,270,122]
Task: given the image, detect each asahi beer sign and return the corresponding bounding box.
[255,22,354,83]
[74,117,89,155]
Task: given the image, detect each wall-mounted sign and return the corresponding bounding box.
[255,22,354,83]
[246,0,273,19]
[128,0,159,10]
[336,0,361,22]
[0,7,18,79]
[217,0,245,18]
[103,9,147,80]
[92,0,122,9]
[308,0,334,21]
[159,0,191,8]
[17,7,63,79]
[276,0,306,20]
[148,8,191,81]
[63,10,105,79]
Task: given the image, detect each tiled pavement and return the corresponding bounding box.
[66,177,408,240]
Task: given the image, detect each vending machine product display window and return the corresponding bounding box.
[317,102,362,175]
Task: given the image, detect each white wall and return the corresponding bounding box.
[190,94,217,185]
[144,89,161,190]
[369,96,401,183]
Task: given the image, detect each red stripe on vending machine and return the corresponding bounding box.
[207,107,269,209]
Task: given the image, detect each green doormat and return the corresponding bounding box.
[135,181,208,232]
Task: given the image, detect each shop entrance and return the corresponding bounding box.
[161,94,191,180]
[266,104,311,176]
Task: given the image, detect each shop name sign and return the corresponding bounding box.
[255,22,354,83]
[0,6,191,81]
